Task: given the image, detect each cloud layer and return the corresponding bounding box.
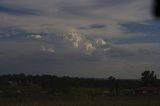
[0,0,160,78]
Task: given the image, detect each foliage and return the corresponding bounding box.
[141,70,157,86]
[0,71,159,97]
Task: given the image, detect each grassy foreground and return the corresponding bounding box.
[0,96,160,106]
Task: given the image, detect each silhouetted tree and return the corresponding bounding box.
[141,70,157,86]
[108,76,116,81]
[108,76,119,96]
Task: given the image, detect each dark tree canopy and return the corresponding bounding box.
[141,70,157,86]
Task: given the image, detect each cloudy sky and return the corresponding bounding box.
[0,0,159,79]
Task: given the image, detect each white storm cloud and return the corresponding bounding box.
[63,29,110,55]
[95,38,107,46]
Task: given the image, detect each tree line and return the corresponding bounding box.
[0,70,159,96]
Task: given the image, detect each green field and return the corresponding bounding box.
[0,96,160,106]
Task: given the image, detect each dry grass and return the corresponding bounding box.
[0,96,160,106]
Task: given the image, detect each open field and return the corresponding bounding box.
[0,96,160,106]
[0,74,160,106]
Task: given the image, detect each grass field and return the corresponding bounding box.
[0,96,160,106]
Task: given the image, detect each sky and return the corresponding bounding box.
[0,0,159,79]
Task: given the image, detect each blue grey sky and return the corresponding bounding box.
[0,0,159,79]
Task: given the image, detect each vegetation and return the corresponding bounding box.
[0,70,159,106]
[1,96,160,106]
[141,70,157,86]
